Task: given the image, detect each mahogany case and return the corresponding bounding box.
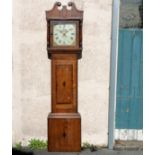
[46,2,83,152]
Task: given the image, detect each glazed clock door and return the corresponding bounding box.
[53,23,76,46]
[50,21,79,48]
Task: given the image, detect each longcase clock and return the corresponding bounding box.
[46,2,83,152]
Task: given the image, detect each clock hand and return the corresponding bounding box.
[59,30,63,33]
[62,25,65,34]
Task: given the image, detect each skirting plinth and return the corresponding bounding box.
[48,113,81,152]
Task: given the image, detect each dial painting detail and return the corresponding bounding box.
[53,23,76,46]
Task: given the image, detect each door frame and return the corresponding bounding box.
[108,0,120,149]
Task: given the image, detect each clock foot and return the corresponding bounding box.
[48,113,81,152]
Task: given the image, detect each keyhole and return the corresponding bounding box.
[63,132,66,138]
[62,81,66,87]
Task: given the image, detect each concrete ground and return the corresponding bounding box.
[33,149,143,155]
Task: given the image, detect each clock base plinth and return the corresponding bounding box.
[48,113,81,152]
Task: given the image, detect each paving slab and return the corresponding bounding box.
[33,149,143,155]
[114,141,143,150]
[12,148,143,155]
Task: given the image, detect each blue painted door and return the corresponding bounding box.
[115,29,143,129]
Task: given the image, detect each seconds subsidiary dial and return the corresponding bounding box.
[53,23,76,46]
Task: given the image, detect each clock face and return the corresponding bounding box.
[53,23,76,46]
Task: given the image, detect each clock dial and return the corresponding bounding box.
[53,23,76,46]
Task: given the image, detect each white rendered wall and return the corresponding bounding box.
[13,0,112,146]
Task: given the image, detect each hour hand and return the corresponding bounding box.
[58,30,63,33]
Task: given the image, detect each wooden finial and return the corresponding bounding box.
[46,1,83,20]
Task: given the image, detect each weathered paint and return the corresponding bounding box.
[116,29,143,129]
[115,129,143,141]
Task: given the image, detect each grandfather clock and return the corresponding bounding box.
[46,2,83,152]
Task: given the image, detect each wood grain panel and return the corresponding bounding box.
[48,113,81,152]
[56,64,73,104]
[52,54,77,113]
